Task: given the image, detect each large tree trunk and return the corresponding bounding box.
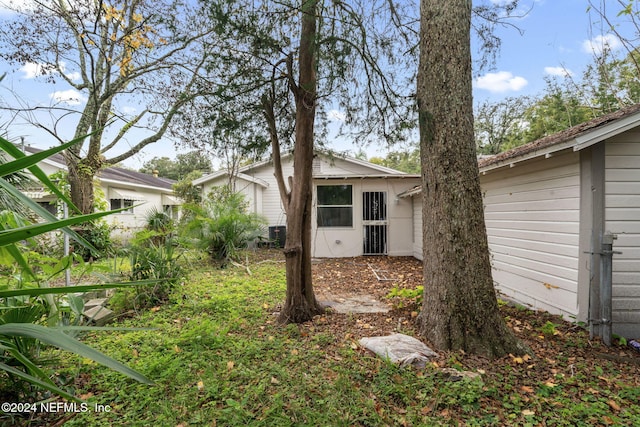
[277,0,324,324]
[65,111,106,215]
[417,0,525,358]
[65,150,101,215]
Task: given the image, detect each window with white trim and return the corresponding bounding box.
[317,184,353,227]
[110,198,134,214]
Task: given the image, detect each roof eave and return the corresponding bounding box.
[479,139,578,174]
[99,178,173,193]
[573,110,640,150]
[314,174,421,179]
[481,109,640,174]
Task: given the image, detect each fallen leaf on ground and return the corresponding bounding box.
[608,400,621,411]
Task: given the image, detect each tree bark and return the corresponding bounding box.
[277,0,324,324]
[417,0,526,358]
[65,136,103,215]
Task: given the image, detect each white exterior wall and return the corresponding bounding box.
[104,185,165,238]
[481,151,582,317]
[384,180,416,257]
[311,178,418,258]
[605,134,640,336]
[411,196,423,260]
[201,176,266,217]
[248,162,291,227]
[36,161,63,177]
[314,156,402,176]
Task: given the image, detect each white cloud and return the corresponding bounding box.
[544,66,573,77]
[58,62,81,81]
[475,71,528,93]
[20,61,80,81]
[328,109,346,122]
[20,62,50,79]
[582,34,622,55]
[50,90,86,106]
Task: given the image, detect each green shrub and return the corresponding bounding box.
[127,235,184,309]
[180,189,267,265]
[75,219,114,261]
[122,209,185,310]
[386,285,423,307]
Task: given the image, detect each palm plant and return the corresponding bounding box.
[0,134,154,402]
[181,190,267,264]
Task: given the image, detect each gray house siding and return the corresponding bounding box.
[481,151,582,317]
[409,105,640,338]
[605,133,640,336]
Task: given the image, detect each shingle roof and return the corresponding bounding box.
[22,145,174,190]
[478,103,640,169]
[99,166,174,189]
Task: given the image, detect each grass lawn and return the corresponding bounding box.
[5,251,640,426]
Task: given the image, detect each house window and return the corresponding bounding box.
[37,201,58,216]
[317,184,353,227]
[163,204,179,220]
[110,198,134,214]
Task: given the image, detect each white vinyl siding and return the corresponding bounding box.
[412,197,422,260]
[481,151,581,317]
[605,135,640,336]
[252,162,292,227]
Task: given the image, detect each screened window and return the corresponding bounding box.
[110,198,134,214]
[317,185,353,227]
[37,201,58,216]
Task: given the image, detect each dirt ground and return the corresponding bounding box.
[286,253,640,387]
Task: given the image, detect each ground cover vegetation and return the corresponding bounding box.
[2,252,638,426]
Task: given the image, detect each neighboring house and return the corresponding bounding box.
[401,104,640,338]
[21,146,180,238]
[192,152,421,258]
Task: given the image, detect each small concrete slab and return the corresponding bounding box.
[319,293,390,314]
[84,298,109,309]
[83,305,114,326]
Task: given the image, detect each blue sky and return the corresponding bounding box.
[0,0,636,167]
[472,0,633,103]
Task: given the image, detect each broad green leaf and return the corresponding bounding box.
[0,207,128,247]
[0,323,154,385]
[0,176,94,252]
[3,243,36,280]
[0,279,167,298]
[1,341,54,386]
[0,211,37,279]
[0,135,79,184]
[67,294,85,315]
